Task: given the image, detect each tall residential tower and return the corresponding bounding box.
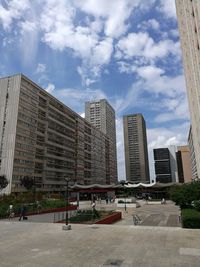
[85,99,118,183]
[123,114,150,183]
[176,0,200,179]
[0,74,116,194]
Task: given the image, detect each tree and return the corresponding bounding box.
[170,181,200,208]
[0,175,8,191]
[20,176,35,190]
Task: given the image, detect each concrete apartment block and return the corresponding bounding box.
[176,0,200,179]
[123,114,150,183]
[0,74,115,194]
[85,99,118,183]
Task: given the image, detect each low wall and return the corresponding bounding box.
[95,211,121,224]
[26,205,77,216]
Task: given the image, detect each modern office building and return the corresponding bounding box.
[154,148,172,183]
[85,99,118,184]
[175,0,200,179]
[0,74,115,194]
[123,114,150,183]
[154,146,179,183]
[176,145,193,183]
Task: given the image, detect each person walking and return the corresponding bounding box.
[8,205,14,220]
[19,204,27,221]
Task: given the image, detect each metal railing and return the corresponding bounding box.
[133,214,141,225]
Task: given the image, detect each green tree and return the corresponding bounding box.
[0,175,8,191]
[20,176,35,190]
[170,181,200,208]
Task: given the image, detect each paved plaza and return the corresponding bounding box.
[6,200,181,227]
[0,221,200,267]
[1,201,199,266]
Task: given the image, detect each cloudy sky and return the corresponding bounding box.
[0,0,190,180]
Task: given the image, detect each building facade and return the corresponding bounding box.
[154,148,172,183]
[123,114,150,183]
[0,74,115,194]
[176,0,200,179]
[85,99,118,184]
[176,145,193,183]
[188,127,198,180]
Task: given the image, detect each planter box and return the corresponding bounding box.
[147,201,163,205]
[117,203,140,208]
[115,198,136,204]
[95,212,122,224]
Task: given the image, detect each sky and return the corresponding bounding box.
[0,0,190,181]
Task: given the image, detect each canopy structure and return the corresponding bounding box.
[124,182,181,188]
[69,182,180,190]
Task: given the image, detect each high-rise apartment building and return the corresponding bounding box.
[123,114,150,183]
[0,74,115,194]
[85,99,118,184]
[175,0,200,179]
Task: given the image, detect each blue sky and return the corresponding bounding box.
[0,0,190,180]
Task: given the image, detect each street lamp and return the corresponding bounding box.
[120,180,127,212]
[62,177,71,230]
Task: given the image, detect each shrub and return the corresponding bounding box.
[193,200,200,211]
[170,181,200,208]
[69,209,100,223]
[181,209,200,229]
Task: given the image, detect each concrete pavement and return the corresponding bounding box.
[0,221,200,267]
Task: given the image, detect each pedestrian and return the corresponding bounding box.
[36,201,41,214]
[19,204,27,221]
[7,205,14,220]
[92,202,96,209]
[145,194,148,204]
[106,196,108,204]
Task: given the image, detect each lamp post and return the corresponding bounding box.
[62,177,71,230]
[120,180,127,212]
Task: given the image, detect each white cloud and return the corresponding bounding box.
[169,29,179,38]
[138,19,160,31]
[137,65,165,80]
[75,0,140,38]
[135,65,186,97]
[158,0,177,19]
[20,20,36,33]
[116,32,181,62]
[154,96,189,123]
[0,0,30,30]
[45,83,55,93]
[36,63,46,74]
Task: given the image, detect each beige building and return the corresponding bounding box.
[175,0,200,179]
[123,114,150,183]
[0,74,115,194]
[85,99,118,184]
[188,126,198,179]
[177,145,193,183]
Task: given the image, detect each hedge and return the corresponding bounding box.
[181,209,200,229]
